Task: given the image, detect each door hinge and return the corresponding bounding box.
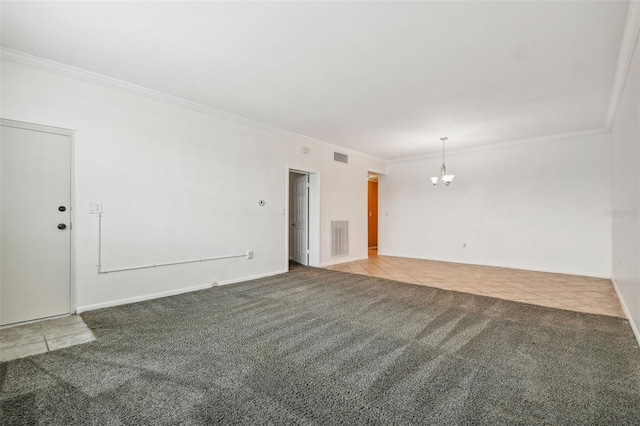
[306,249,310,255]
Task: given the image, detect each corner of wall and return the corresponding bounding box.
[611,278,640,346]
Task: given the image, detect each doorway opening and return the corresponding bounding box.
[287,168,319,269]
[368,172,378,257]
[289,171,309,266]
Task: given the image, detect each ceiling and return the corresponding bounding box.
[0,1,629,160]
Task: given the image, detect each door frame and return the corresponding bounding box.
[367,170,386,257]
[286,166,320,268]
[1,118,77,316]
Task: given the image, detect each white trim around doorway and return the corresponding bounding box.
[285,166,320,269]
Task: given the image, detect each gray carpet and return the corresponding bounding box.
[2,266,640,425]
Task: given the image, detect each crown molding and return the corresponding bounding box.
[387,127,609,164]
[605,0,640,130]
[0,48,385,163]
[0,46,618,167]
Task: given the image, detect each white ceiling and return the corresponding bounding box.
[0,1,629,160]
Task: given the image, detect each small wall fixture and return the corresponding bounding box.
[431,137,455,186]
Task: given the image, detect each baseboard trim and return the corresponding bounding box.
[320,255,368,267]
[77,270,293,312]
[611,278,640,347]
[215,269,288,286]
[76,282,213,313]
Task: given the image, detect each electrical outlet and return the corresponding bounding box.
[246,250,254,259]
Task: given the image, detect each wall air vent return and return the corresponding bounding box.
[334,152,348,164]
[331,220,349,257]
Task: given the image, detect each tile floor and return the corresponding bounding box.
[325,250,625,318]
[0,315,95,362]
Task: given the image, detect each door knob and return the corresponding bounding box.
[57,223,67,230]
[58,206,66,212]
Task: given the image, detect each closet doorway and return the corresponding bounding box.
[367,172,378,253]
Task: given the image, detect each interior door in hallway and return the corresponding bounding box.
[291,172,309,266]
[1,123,72,325]
[368,180,378,248]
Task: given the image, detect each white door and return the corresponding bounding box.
[291,173,309,266]
[1,123,72,325]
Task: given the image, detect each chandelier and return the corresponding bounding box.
[431,137,455,186]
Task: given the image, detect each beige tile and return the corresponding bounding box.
[531,299,570,308]
[416,278,445,287]
[0,340,48,362]
[365,268,388,275]
[47,330,95,351]
[446,286,480,292]
[327,266,348,272]
[326,251,624,318]
[0,315,97,361]
[568,306,604,314]
[560,296,607,305]
[501,291,543,300]
[0,331,45,349]
[483,293,516,300]
[488,286,527,294]
[371,272,394,279]
[387,271,414,277]
[40,315,84,331]
[43,322,91,340]
[0,322,42,340]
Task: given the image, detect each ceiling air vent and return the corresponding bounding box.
[334,152,348,164]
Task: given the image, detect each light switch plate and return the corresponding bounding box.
[89,202,103,214]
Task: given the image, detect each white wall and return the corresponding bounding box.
[379,132,612,278]
[1,59,385,311]
[611,30,640,339]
